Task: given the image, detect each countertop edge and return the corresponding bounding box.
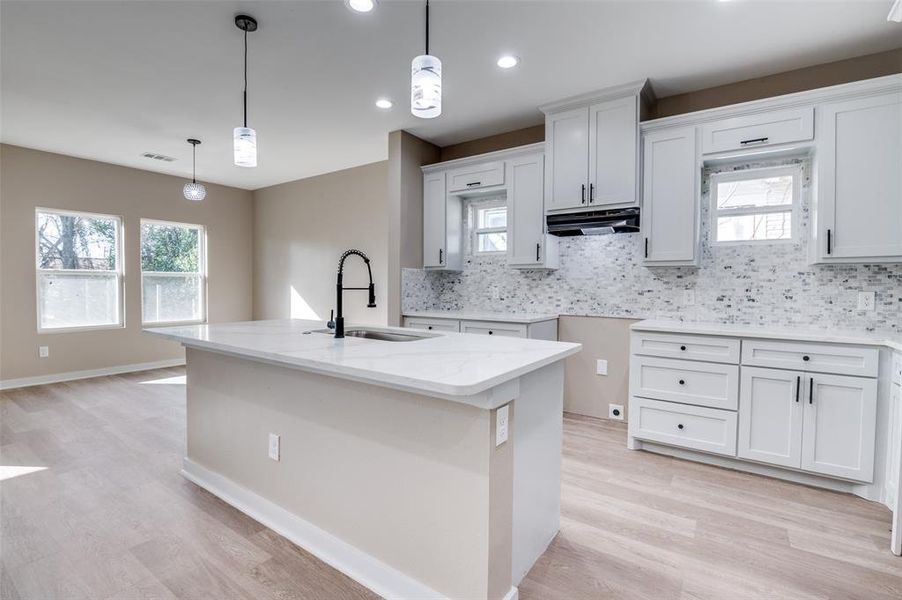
[145,329,582,403]
[631,319,902,351]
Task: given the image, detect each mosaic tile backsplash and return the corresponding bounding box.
[402,157,902,336]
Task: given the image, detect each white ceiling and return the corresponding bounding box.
[1,0,899,190]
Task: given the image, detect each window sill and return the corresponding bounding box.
[142,319,208,328]
[38,323,125,335]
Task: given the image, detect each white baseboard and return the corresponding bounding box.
[181,458,449,600]
[503,586,519,600]
[0,358,185,390]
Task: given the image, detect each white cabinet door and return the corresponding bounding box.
[738,367,804,469]
[700,107,814,155]
[545,107,589,211]
[422,172,446,268]
[460,320,528,338]
[402,317,460,332]
[818,92,902,262]
[588,96,638,208]
[802,373,877,482]
[507,153,557,268]
[641,126,699,266]
[447,161,505,193]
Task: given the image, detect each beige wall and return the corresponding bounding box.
[253,161,389,326]
[559,316,637,420]
[0,144,254,382]
[387,131,441,326]
[651,47,902,119]
[187,347,512,599]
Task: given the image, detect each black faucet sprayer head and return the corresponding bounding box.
[367,283,376,308]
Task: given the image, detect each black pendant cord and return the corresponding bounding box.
[425,0,429,55]
[192,143,197,183]
[243,28,248,128]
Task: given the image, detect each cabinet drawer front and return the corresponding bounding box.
[741,340,878,377]
[402,317,460,333]
[631,331,740,364]
[447,161,505,192]
[631,397,737,456]
[630,356,739,410]
[460,320,527,338]
[701,107,814,155]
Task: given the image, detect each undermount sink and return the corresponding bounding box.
[307,328,432,342]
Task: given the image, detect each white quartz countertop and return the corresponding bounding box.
[145,319,581,401]
[633,319,902,352]
[402,310,560,324]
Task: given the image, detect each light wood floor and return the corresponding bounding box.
[1,368,899,600]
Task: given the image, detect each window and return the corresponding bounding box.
[711,166,800,243]
[141,220,206,324]
[471,201,508,254]
[36,208,123,331]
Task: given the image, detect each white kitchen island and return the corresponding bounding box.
[146,319,581,600]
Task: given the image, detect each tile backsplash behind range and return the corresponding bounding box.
[402,157,902,335]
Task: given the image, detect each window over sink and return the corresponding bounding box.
[711,165,800,244]
[470,200,508,254]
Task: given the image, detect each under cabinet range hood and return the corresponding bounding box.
[546,208,640,236]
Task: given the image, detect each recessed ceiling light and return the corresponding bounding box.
[375,98,393,109]
[496,55,519,69]
[348,0,375,13]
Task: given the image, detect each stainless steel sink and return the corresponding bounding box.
[306,328,431,342]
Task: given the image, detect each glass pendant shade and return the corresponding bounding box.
[234,126,257,167]
[411,54,442,119]
[183,181,207,202]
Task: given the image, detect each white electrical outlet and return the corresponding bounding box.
[858,291,876,311]
[268,433,280,461]
[609,404,624,421]
[683,290,696,306]
[495,404,509,446]
[596,359,608,376]
[38,346,49,358]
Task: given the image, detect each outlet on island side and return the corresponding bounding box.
[609,404,624,421]
[268,433,280,461]
[495,404,509,447]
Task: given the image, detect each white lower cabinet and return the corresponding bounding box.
[460,320,528,338]
[402,315,558,341]
[801,373,877,482]
[738,367,804,469]
[403,317,460,333]
[629,325,881,484]
[631,397,737,457]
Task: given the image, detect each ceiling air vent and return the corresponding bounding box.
[140,152,176,162]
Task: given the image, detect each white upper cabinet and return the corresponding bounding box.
[641,126,699,266]
[447,161,505,193]
[542,81,645,213]
[700,107,814,155]
[589,96,639,207]
[422,171,462,271]
[507,153,558,269]
[544,107,589,211]
[815,92,902,263]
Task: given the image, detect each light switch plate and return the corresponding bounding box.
[596,359,608,376]
[38,346,49,358]
[495,404,509,447]
[857,291,876,311]
[268,433,280,461]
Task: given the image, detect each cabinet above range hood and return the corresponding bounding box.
[546,208,640,236]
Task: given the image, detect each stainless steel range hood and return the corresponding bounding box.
[546,208,640,236]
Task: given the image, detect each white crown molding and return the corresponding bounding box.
[641,73,902,132]
[421,142,545,174]
[181,458,453,600]
[0,358,185,390]
[539,79,649,114]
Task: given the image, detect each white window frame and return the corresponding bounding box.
[710,165,801,245]
[35,207,125,334]
[470,199,508,255]
[140,218,208,326]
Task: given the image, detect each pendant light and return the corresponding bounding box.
[234,14,258,167]
[411,0,441,119]
[183,139,207,201]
